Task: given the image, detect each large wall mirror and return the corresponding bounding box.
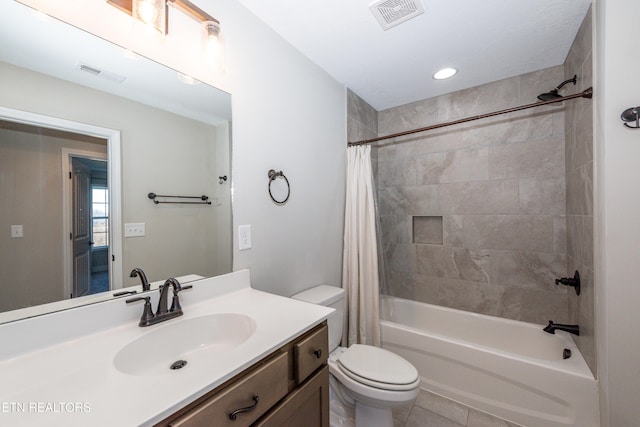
[0,2,232,323]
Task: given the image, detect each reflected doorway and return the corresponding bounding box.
[69,156,109,297]
[0,107,123,314]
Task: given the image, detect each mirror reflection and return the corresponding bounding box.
[0,2,232,323]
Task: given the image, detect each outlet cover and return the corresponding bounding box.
[238,225,252,250]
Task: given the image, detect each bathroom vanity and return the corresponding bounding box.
[0,270,333,426]
[156,323,329,426]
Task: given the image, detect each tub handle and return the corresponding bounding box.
[555,270,581,295]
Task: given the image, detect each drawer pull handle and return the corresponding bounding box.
[313,349,322,358]
[229,395,259,420]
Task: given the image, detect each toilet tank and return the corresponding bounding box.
[292,285,344,352]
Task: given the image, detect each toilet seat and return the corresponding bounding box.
[337,344,419,392]
[328,354,420,408]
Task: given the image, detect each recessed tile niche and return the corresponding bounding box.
[412,216,443,245]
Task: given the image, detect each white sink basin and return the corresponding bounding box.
[114,313,256,376]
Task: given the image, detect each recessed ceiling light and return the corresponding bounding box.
[176,72,201,85]
[433,67,457,80]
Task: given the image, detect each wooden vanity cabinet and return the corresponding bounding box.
[155,322,329,427]
[253,365,329,427]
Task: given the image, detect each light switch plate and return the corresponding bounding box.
[11,225,23,238]
[124,222,145,237]
[238,225,252,250]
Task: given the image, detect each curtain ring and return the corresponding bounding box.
[268,169,290,205]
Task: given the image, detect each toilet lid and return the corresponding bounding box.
[337,344,419,390]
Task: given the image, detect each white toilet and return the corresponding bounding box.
[292,285,420,427]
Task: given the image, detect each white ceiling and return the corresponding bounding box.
[237,0,592,111]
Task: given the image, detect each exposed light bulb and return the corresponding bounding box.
[203,21,222,68]
[204,22,219,53]
[133,0,166,34]
[137,0,158,25]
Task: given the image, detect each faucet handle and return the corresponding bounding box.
[554,270,581,295]
[126,296,155,326]
[169,285,193,313]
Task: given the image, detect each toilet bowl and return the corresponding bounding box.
[292,285,420,427]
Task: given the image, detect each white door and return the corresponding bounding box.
[71,157,92,298]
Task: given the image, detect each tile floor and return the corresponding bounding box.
[393,389,523,427]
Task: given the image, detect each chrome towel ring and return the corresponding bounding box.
[268,169,290,205]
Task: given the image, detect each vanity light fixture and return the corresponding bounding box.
[107,0,223,64]
[433,67,457,80]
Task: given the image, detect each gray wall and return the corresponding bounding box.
[347,89,379,178]
[348,90,378,143]
[375,66,571,324]
[565,7,595,375]
[0,127,106,311]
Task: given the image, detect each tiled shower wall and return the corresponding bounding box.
[345,8,595,374]
[375,66,571,325]
[564,7,595,374]
[347,90,378,143]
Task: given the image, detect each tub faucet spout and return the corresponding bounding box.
[543,320,579,336]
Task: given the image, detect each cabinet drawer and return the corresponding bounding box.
[294,324,328,383]
[169,352,289,427]
[254,365,329,427]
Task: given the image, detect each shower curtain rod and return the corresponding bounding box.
[347,87,593,147]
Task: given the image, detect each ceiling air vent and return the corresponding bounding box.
[369,0,424,30]
[77,62,126,84]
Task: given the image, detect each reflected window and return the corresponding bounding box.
[92,186,109,248]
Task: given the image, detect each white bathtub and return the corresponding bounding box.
[379,296,598,427]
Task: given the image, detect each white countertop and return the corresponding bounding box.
[0,274,204,325]
[0,270,333,426]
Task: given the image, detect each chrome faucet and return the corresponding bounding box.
[129,267,150,291]
[126,278,192,327]
[543,320,580,336]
